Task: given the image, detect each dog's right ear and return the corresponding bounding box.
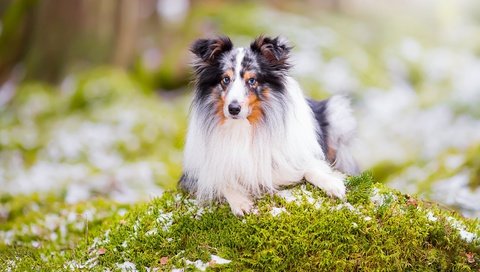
[250,35,291,70]
[191,36,233,64]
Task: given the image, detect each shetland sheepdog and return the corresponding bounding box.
[179,35,359,216]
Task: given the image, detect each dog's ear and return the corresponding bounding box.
[250,35,291,69]
[191,36,233,64]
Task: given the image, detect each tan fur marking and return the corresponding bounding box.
[243,71,258,87]
[327,146,337,165]
[247,87,269,125]
[221,69,234,88]
[243,71,256,80]
[225,69,234,79]
[216,91,226,124]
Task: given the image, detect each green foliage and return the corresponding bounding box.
[0,68,185,196]
[465,144,480,188]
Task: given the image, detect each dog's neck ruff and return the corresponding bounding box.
[201,118,274,199]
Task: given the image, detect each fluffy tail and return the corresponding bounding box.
[325,95,359,175]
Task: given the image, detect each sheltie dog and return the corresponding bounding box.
[179,35,359,216]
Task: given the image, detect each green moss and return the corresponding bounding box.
[345,172,374,205]
[0,192,131,271]
[3,174,478,271]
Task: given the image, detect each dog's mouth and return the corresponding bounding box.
[226,114,245,120]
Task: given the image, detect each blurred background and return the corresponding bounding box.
[0,0,479,217]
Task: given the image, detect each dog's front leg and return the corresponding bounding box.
[222,188,253,216]
[304,159,346,199]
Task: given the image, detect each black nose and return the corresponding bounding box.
[228,101,241,116]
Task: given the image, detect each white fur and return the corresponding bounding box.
[183,76,346,215]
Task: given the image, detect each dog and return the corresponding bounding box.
[179,35,359,216]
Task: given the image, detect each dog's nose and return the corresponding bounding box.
[228,101,241,116]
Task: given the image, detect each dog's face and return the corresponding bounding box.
[191,36,291,123]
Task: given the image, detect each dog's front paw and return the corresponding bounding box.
[322,171,346,199]
[226,194,253,216]
[306,167,347,200]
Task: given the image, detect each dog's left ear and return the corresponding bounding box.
[250,35,291,69]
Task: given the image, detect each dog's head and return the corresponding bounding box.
[191,35,292,123]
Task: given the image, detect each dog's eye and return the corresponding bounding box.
[247,78,256,85]
[222,77,231,85]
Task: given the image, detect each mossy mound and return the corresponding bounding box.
[2,173,479,271]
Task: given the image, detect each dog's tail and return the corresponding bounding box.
[324,95,359,175]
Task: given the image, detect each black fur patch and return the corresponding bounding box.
[190,36,233,103]
[249,36,292,91]
[307,98,329,158]
[178,173,198,194]
[250,36,291,69]
[191,36,233,64]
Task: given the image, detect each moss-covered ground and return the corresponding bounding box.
[1,173,479,271]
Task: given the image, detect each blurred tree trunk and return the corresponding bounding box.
[112,0,139,67]
[0,0,37,83]
[0,0,142,84]
[27,0,86,82]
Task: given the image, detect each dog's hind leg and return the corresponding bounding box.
[304,160,346,199]
[308,95,359,175]
[324,95,359,175]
